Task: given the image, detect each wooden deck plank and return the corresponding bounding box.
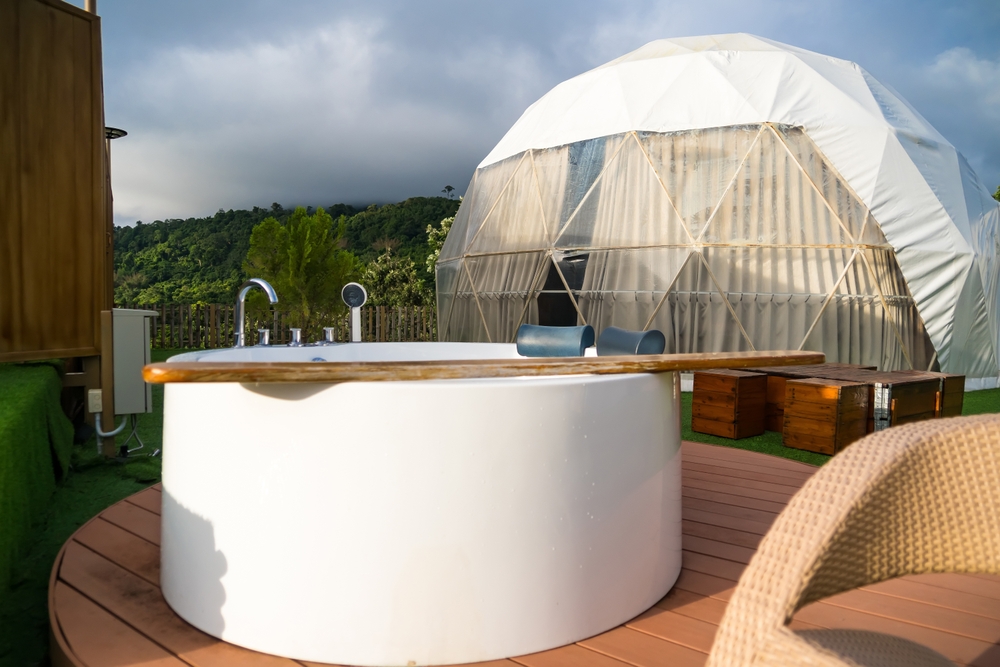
[866,576,1000,621]
[511,644,634,667]
[300,661,516,667]
[125,486,163,515]
[795,600,995,666]
[681,496,780,525]
[681,442,817,473]
[681,551,746,582]
[51,441,1000,667]
[682,519,763,550]
[682,445,815,468]
[681,535,756,565]
[681,457,815,482]
[53,582,185,667]
[434,661,522,667]
[73,517,160,586]
[917,573,1000,601]
[682,508,773,536]
[672,569,737,601]
[681,459,811,487]
[578,626,707,667]
[656,588,727,624]
[627,605,718,653]
[682,468,805,496]
[100,500,161,545]
[822,586,1000,643]
[58,541,299,666]
[681,484,788,514]
[971,648,1000,667]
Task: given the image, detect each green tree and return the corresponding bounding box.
[243,207,357,338]
[113,197,457,305]
[425,215,454,275]
[361,248,433,307]
[994,184,999,202]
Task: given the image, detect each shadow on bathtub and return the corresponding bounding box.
[160,490,228,637]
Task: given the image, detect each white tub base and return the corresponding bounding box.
[161,344,681,666]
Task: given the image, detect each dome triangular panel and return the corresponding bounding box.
[641,125,760,242]
[467,155,549,254]
[700,125,853,246]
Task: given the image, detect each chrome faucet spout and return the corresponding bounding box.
[235,278,278,347]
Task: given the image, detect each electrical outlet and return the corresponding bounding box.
[87,389,103,413]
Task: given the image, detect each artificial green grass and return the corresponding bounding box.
[0,349,187,667]
[0,362,74,597]
[679,391,830,466]
[959,387,1000,416]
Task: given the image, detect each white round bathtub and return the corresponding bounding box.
[160,342,682,666]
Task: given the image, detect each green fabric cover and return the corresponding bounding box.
[0,363,73,593]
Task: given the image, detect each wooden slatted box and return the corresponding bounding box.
[804,369,940,432]
[783,378,869,455]
[692,369,767,439]
[894,370,965,417]
[753,363,877,432]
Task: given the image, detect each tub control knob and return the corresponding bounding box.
[257,329,270,346]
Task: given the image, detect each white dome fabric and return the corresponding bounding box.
[438,34,1000,388]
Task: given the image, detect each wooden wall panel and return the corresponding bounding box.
[0,0,106,362]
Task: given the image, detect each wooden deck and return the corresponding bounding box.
[50,442,1000,667]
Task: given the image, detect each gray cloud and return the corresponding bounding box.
[97,0,1000,226]
[902,47,1000,186]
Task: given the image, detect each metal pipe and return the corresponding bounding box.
[95,412,127,455]
[234,278,278,347]
[351,307,362,342]
[84,0,96,14]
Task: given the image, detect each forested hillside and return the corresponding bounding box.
[344,198,462,267]
[113,197,460,304]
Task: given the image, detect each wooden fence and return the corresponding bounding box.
[120,304,438,349]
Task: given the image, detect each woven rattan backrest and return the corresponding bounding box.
[708,413,1000,666]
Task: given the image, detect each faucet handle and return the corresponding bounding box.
[257,329,270,346]
[323,327,336,343]
[289,328,303,346]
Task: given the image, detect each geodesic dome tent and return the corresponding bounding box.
[436,34,1000,388]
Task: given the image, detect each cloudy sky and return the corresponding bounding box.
[76,0,1000,226]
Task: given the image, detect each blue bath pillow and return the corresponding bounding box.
[596,326,666,356]
[516,324,595,357]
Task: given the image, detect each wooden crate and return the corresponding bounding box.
[802,369,939,432]
[782,378,869,455]
[752,363,877,432]
[893,370,965,417]
[692,370,767,439]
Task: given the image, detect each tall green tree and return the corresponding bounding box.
[425,215,454,275]
[244,207,357,338]
[361,248,433,307]
[993,184,999,202]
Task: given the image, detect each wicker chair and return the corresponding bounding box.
[707,413,1000,667]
